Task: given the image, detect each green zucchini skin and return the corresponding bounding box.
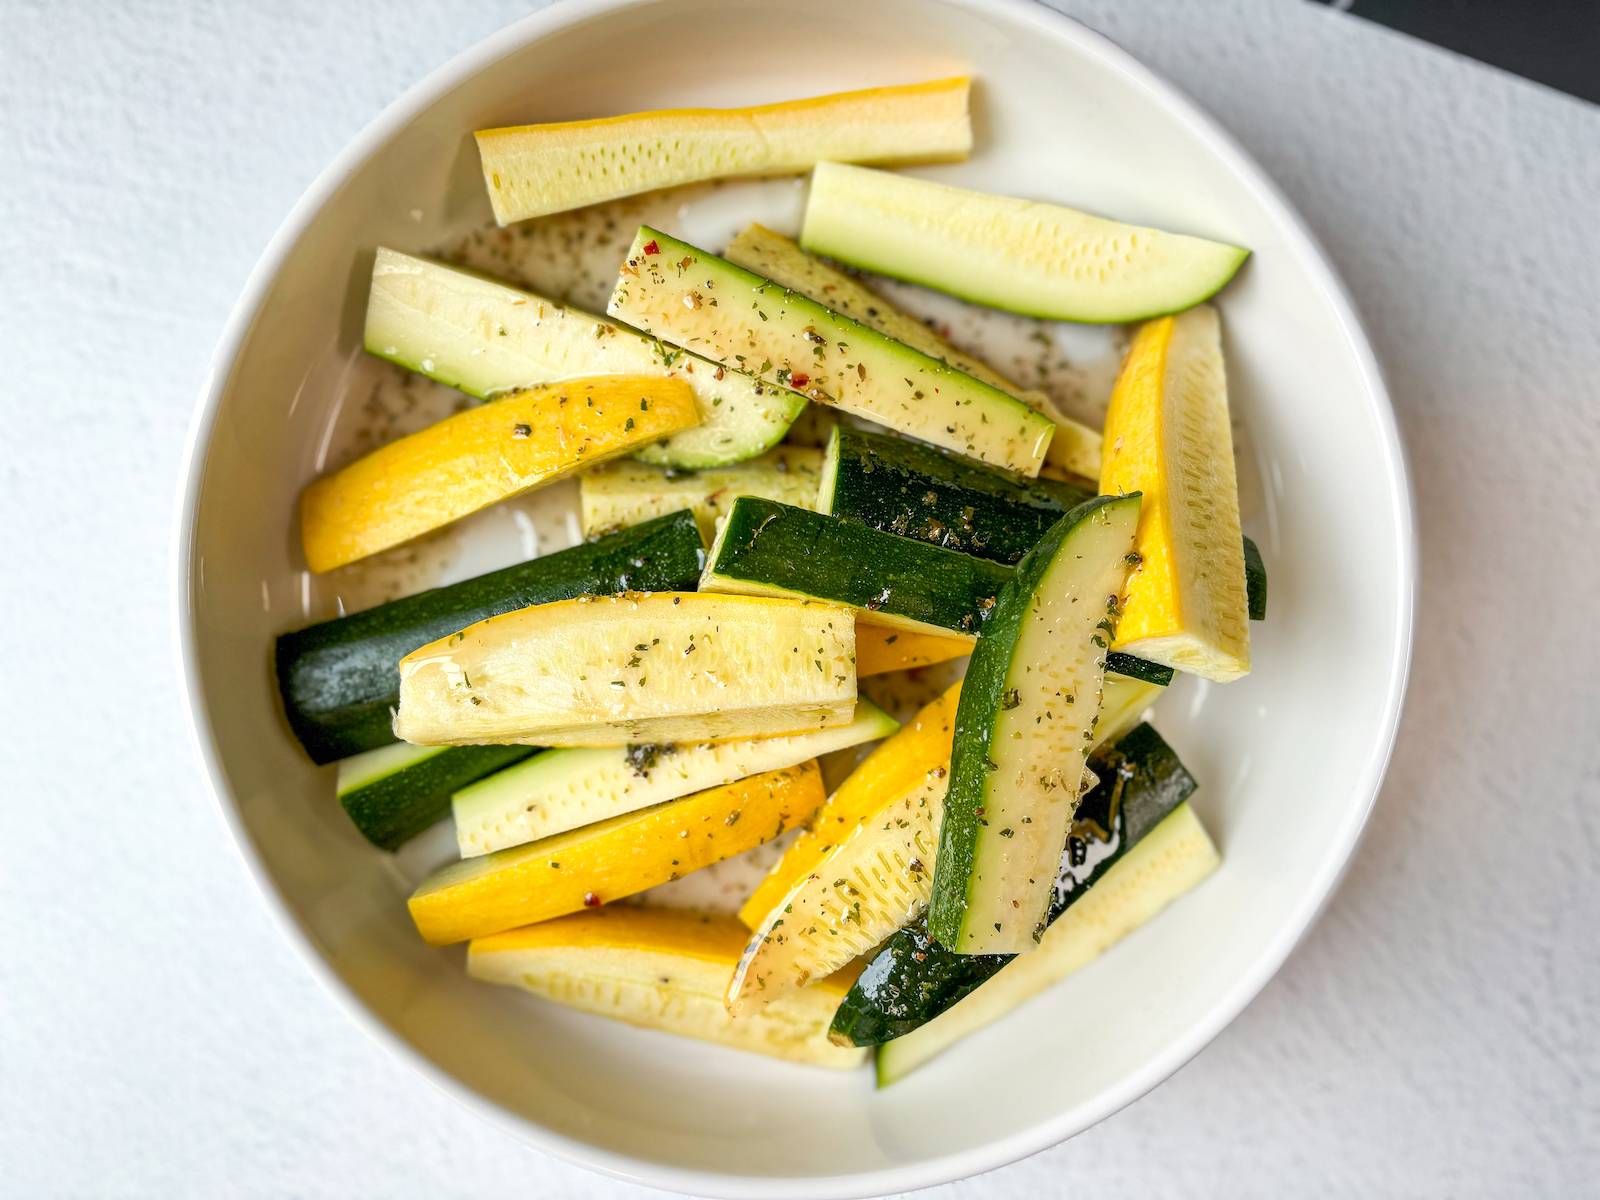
[819,427,1093,565]
[830,721,1196,1045]
[926,493,1141,952]
[1104,651,1175,687]
[275,511,705,764]
[340,745,536,851]
[1243,534,1267,621]
[703,496,1013,636]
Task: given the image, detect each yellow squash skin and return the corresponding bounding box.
[299,376,698,573]
[727,764,946,1014]
[854,622,973,677]
[476,78,971,225]
[1100,305,1251,682]
[739,681,961,929]
[468,906,866,1068]
[409,761,823,946]
[395,591,857,747]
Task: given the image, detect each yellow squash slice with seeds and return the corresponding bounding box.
[739,680,962,929]
[395,592,856,747]
[1100,304,1251,682]
[468,906,866,1067]
[475,78,971,224]
[299,376,698,572]
[409,761,822,945]
[727,763,947,1014]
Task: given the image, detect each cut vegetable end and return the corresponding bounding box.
[394,591,857,748]
[1101,306,1250,682]
[723,222,1101,473]
[468,907,865,1068]
[820,425,1094,566]
[876,801,1219,1085]
[452,698,897,857]
[475,77,972,223]
[608,227,1054,476]
[336,742,536,851]
[409,761,823,945]
[299,376,699,573]
[801,162,1249,324]
[928,494,1142,955]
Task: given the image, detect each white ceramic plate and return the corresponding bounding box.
[173,0,1414,1194]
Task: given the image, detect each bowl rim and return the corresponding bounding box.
[170,0,1416,1193]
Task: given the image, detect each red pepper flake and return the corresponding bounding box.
[642,240,660,255]
[583,891,601,907]
[790,372,809,387]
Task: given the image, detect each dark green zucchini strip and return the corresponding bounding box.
[275,510,705,763]
[339,744,536,851]
[818,426,1093,565]
[830,721,1197,1046]
[1243,534,1267,621]
[702,495,1013,637]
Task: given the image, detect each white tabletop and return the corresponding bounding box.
[4,0,1596,1194]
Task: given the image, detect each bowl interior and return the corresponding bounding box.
[179,0,1409,1192]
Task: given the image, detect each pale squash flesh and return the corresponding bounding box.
[579,446,823,543]
[469,906,866,1068]
[728,764,946,1014]
[725,223,1102,480]
[299,376,698,573]
[476,78,971,224]
[1100,305,1251,682]
[395,592,857,747]
[740,681,961,928]
[409,761,822,945]
[854,621,973,678]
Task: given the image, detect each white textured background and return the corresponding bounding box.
[3,0,1597,1195]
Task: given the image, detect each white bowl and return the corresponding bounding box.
[173,0,1414,1194]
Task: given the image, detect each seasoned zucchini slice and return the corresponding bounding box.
[608,228,1054,475]
[927,494,1142,954]
[700,496,1011,640]
[818,426,1093,564]
[365,248,803,469]
[724,224,1102,479]
[453,699,896,857]
[727,764,946,1014]
[801,162,1248,324]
